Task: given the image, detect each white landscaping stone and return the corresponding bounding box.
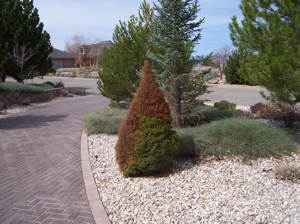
[88,134,300,223]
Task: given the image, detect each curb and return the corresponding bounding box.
[81,130,111,224]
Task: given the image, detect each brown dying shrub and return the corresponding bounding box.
[19,97,31,106]
[59,88,69,97]
[115,60,178,176]
[250,102,300,127]
[73,89,86,96]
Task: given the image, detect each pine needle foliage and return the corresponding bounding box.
[115,60,179,177]
[97,1,154,108]
[0,0,53,82]
[229,0,300,103]
[147,0,207,127]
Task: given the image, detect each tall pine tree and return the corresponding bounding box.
[98,1,154,108]
[229,0,300,103]
[147,0,206,127]
[0,0,53,82]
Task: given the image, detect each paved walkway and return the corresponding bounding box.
[0,95,109,223]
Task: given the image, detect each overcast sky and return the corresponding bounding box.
[34,0,243,55]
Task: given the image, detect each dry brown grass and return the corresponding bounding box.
[274,163,300,183]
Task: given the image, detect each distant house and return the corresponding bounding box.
[78,41,114,67]
[50,48,77,69]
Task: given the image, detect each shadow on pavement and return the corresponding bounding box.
[0,114,67,130]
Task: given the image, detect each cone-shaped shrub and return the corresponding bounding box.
[115,60,179,177]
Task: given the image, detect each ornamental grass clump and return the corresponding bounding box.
[83,108,128,135]
[115,60,179,177]
[177,118,296,159]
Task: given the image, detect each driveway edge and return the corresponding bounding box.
[81,130,111,224]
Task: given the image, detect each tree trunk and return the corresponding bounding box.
[1,75,6,82]
[169,83,182,128]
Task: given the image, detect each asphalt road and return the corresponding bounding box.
[200,85,269,106]
[14,76,269,107]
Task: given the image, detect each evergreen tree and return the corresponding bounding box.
[115,60,179,177]
[147,0,206,127]
[229,0,300,104]
[224,50,250,85]
[0,0,53,82]
[98,1,154,108]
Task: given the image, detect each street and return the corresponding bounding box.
[14,76,269,107]
[201,85,269,106]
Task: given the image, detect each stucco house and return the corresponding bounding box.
[50,48,77,69]
[78,41,114,67]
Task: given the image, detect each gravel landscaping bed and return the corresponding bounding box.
[89,134,300,224]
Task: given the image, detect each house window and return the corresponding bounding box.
[79,48,85,54]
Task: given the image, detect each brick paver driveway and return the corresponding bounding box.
[0,95,109,223]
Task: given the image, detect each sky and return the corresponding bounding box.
[34,0,244,56]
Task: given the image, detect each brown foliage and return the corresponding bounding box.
[250,102,300,127]
[115,60,171,172]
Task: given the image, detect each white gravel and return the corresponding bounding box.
[88,134,300,224]
[0,105,32,118]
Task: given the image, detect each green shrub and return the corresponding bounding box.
[181,104,233,127]
[214,100,237,112]
[223,50,251,85]
[0,82,43,93]
[123,116,179,176]
[83,108,128,135]
[49,68,57,73]
[177,118,296,159]
[202,109,233,123]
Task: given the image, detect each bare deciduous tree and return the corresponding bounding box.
[213,45,233,80]
[64,33,100,53]
[64,33,86,53]
[65,32,101,67]
[11,43,37,82]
